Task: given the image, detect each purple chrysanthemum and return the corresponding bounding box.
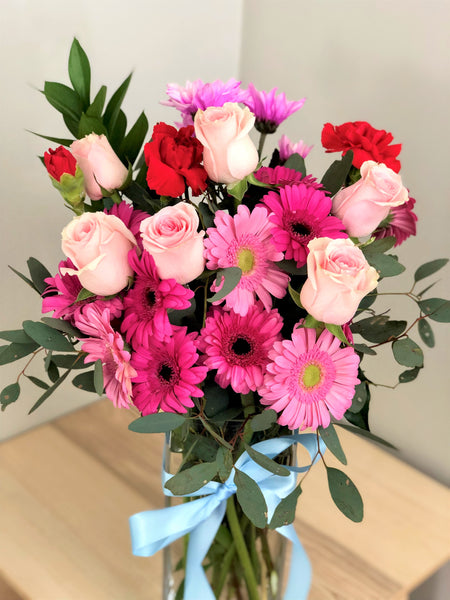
[243,83,305,133]
[131,326,207,414]
[278,134,313,161]
[121,249,194,347]
[199,303,283,394]
[261,184,348,267]
[255,166,324,191]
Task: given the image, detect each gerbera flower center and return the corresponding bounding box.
[237,248,255,274]
[301,363,322,388]
[158,362,175,383]
[231,336,252,356]
[291,221,312,237]
[146,289,156,306]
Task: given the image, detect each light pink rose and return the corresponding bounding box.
[300,237,379,325]
[70,134,128,200]
[61,212,137,296]
[194,102,259,184]
[140,202,205,284]
[332,160,408,238]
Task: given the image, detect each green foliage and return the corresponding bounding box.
[287,283,302,308]
[348,381,370,414]
[234,469,268,529]
[335,423,397,449]
[103,73,132,134]
[0,329,35,344]
[243,443,290,477]
[250,410,277,432]
[351,315,407,344]
[29,367,73,414]
[325,323,349,345]
[216,447,233,482]
[365,253,405,278]
[8,265,39,293]
[414,258,448,282]
[353,343,376,356]
[326,466,363,522]
[208,267,242,303]
[68,38,91,108]
[72,370,96,392]
[283,153,306,175]
[94,359,104,395]
[22,320,75,352]
[119,112,149,166]
[227,178,248,202]
[0,342,39,366]
[86,85,107,118]
[361,237,396,257]
[418,298,450,322]
[418,319,435,348]
[41,317,80,337]
[269,484,302,529]
[276,260,306,276]
[27,257,52,294]
[128,412,186,433]
[1,382,20,411]
[43,81,83,122]
[392,338,424,368]
[399,367,421,383]
[320,150,353,196]
[318,424,347,465]
[165,461,218,495]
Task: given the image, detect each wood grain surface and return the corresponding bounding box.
[0,399,448,599]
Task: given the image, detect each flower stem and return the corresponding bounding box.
[214,542,236,597]
[226,497,259,600]
[258,132,267,158]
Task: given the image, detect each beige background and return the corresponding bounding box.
[0,1,449,597]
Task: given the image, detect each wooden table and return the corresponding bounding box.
[0,400,448,599]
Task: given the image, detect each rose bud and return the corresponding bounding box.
[194,102,259,184]
[61,212,137,296]
[44,146,85,213]
[140,202,205,284]
[71,134,128,200]
[300,237,379,325]
[332,161,408,238]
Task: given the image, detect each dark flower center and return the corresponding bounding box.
[146,289,156,306]
[158,363,174,382]
[232,337,252,356]
[291,221,312,237]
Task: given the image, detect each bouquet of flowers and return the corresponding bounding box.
[1,39,449,600]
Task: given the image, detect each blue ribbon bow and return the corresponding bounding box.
[129,433,324,600]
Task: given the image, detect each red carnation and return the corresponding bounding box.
[44,146,77,181]
[321,121,402,173]
[145,123,208,197]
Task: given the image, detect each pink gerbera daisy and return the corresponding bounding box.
[199,303,283,394]
[243,83,305,133]
[259,327,360,430]
[255,166,324,191]
[121,249,194,347]
[278,134,313,161]
[204,205,290,316]
[74,304,136,409]
[261,184,347,267]
[42,258,123,324]
[373,196,418,246]
[131,326,207,414]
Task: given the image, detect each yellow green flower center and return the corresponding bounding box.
[302,364,322,388]
[237,248,255,274]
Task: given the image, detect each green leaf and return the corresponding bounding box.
[104,73,132,133]
[366,253,405,277]
[8,265,38,292]
[208,267,242,303]
[43,81,82,122]
[302,314,321,329]
[41,317,80,338]
[86,85,107,118]
[51,353,86,370]
[119,111,149,166]
[68,38,91,108]
[216,447,233,482]
[361,237,396,257]
[72,370,96,392]
[357,291,377,312]
[29,367,73,413]
[227,178,248,202]
[277,260,307,276]
[288,283,302,308]
[26,375,50,390]
[0,329,34,344]
[76,288,96,302]
[47,361,60,383]
[283,153,306,175]
[109,109,127,154]
[94,359,104,396]
[128,412,186,434]
[196,201,216,229]
[335,423,397,449]
[414,259,448,282]
[392,338,424,368]
[344,402,369,430]
[63,114,79,138]
[203,382,230,419]
[28,130,74,147]
[348,381,370,414]
[78,113,108,137]
[23,321,75,352]
[320,150,354,196]
[318,424,347,465]
[351,316,407,344]
[399,366,421,383]
[325,323,349,345]
[27,257,52,294]
[417,281,439,298]
[234,468,268,528]
[165,461,218,495]
[250,409,278,432]
[1,382,20,411]
[418,298,450,323]
[244,443,290,477]
[326,466,363,522]
[269,484,302,529]
[353,343,376,356]
[0,342,39,366]
[418,319,435,348]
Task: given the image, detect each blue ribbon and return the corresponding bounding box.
[129,433,324,600]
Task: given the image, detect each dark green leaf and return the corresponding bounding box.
[76,288,96,302]
[366,253,405,277]
[203,382,230,418]
[418,319,435,348]
[47,361,60,383]
[29,367,73,413]
[28,130,73,146]
[128,412,186,434]
[288,283,302,308]
[1,382,20,411]
[418,298,450,323]
[23,321,75,352]
[27,257,52,294]
[417,281,439,298]
[399,367,421,383]
[361,237,396,257]
[234,468,268,528]
[86,85,107,118]
[353,343,376,356]
[250,409,278,432]
[302,314,321,329]
[104,73,132,133]
[196,201,216,229]
[167,297,197,326]
[335,423,397,449]
[0,329,34,344]
[244,443,290,477]
[227,177,248,202]
[51,353,86,369]
[348,381,370,414]
[326,466,363,522]
[0,342,39,366]
[344,401,369,430]
[209,406,243,427]
[68,38,91,108]
[320,150,353,196]
[318,424,347,465]
[351,316,407,344]
[357,290,377,312]
[108,109,127,154]
[78,113,108,137]
[119,111,149,166]
[277,259,307,276]
[26,375,50,390]
[186,432,219,462]
[43,81,82,122]
[208,267,242,303]
[392,338,424,368]
[283,153,306,175]
[414,259,448,282]
[72,370,96,392]
[8,265,38,292]
[94,359,104,395]
[63,114,79,137]
[123,180,160,213]
[165,461,218,495]
[216,447,233,482]
[269,484,302,529]
[41,317,80,338]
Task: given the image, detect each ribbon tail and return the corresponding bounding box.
[278,523,311,600]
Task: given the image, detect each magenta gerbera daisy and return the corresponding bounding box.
[255,166,324,191]
[199,303,283,394]
[373,195,418,246]
[106,201,148,248]
[74,304,136,409]
[131,326,207,415]
[204,205,290,316]
[259,327,360,430]
[242,83,305,133]
[121,249,194,347]
[261,184,348,267]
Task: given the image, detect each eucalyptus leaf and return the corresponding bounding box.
[26,375,50,390]
[47,361,60,383]
[0,382,20,411]
[23,321,75,352]
[320,150,353,196]
[418,319,435,348]
[41,317,81,337]
[72,370,96,392]
[366,253,405,277]
[357,290,377,312]
[277,260,307,276]
[348,381,370,414]
[51,353,86,369]
[26,257,52,295]
[361,237,396,257]
[29,367,73,413]
[9,265,38,292]
[283,153,306,175]
[208,267,242,303]
[335,423,397,449]
[318,424,347,465]
[353,343,376,356]
[414,259,448,282]
[392,338,424,368]
[344,402,369,430]
[129,412,186,434]
[165,461,218,495]
[250,409,278,432]
[68,38,91,108]
[269,484,302,529]
[94,359,104,395]
[326,466,363,522]
[399,367,421,383]
[0,342,39,366]
[0,329,34,344]
[351,316,406,344]
[216,447,233,482]
[418,298,450,323]
[244,443,290,477]
[234,468,268,529]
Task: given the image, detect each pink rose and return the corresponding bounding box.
[194,102,259,184]
[61,212,137,296]
[70,134,128,200]
[300,237,379,325]
[140,202,205,284]
[332,160,408,237]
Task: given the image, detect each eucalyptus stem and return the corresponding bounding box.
[226,497,259,600]
[214,542,236,597]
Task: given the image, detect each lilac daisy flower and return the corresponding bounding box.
[243,83,306,133]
